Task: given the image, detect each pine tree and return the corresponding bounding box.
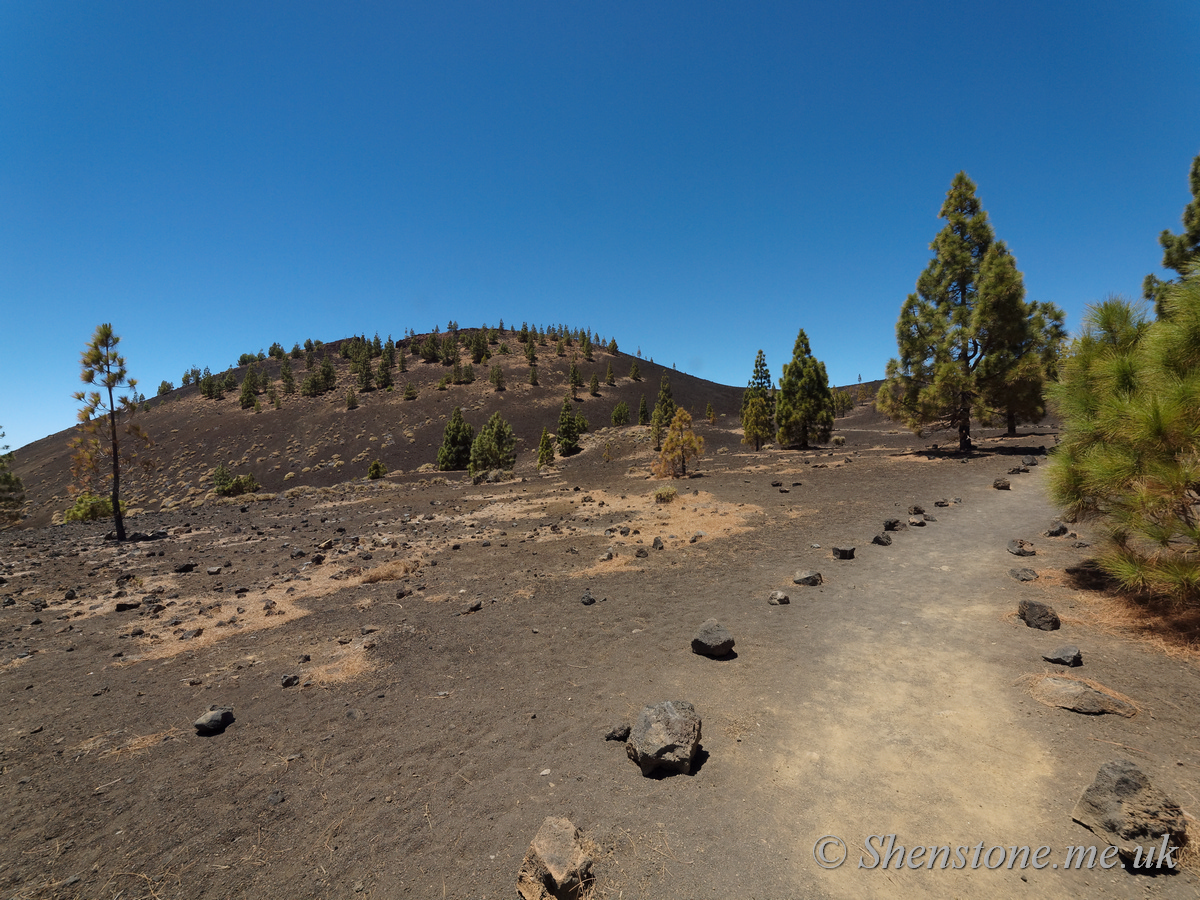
[630,360,641,382]
[420,332,440,363]
[589,373,600,396]
[68,324,153,541]
[557,396,581,455]
[742,349,775,424]
[877,172,1062,450]
[1144,151,1200,317]
[705,402,715,425]
[608,337,618,355]
[536,427,555,470]
[611,401,630,426]
[319,355,337,392]
[437,407,475,470]
[529,365,539,386]
[775,328,834,448]
[403,381,418,401]
[239,368,257,409]
[568,362,583,399]
[741,395,772,451]
[638,394,649,426]
[469,412,517,476]
[0,426,25,524]
[490,364,506,391]
[345,389,358,410]
[654,408,703,478]
[377,356,393,390]
[398,345,408,373]
[1048,273,1200,603]
[525,341,537,365]
[652,374,675,429]
[605,361,615,385]
[650,408,666,451]
[280,357,296,394]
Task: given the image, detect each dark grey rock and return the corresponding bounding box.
[281,674,300,688]
[923,514,937,522]
[689,532,704,544]
[1022,455,1038,466]
[652,536,664,550]
[691,618,734,657]
[908,505,925,515]
[180,628,204,640]
[465,598,483,613]
[883,518,905,531]
[580,589,597,606]
[625,700,702,777]
[604,723,631,742]
[1043,645,1082,667]
[832,546,855,560]
[268,790,285,806]
[517,816,594,900]
[1009,567,1038,582]
[1019,599,1061,631]
[194,706,234,735]
[598,549,613,561]
[115,600,141,612]
[207,566,221,575]
[634,548,649,559]
[767,590,790,605]
[907,516,926,527]
[872,533,892,547]
[174,562,196,574]
[1045,521,1069,537]
[1071,540,1091,549]
[1072,759,1188,860]
[994,478,1011,490]
[1008,466,1029,475]
[934,499,949,508]
[1007,539,1036,557]
[793,570,822,587]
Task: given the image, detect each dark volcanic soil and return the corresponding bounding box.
[3,409,1198,899]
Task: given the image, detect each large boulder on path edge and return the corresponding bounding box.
[626,700,702,777]
[1072,759,1189,861]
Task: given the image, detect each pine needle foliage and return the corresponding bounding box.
[1144,152,1200,318]
[536,427,555,470]
[654,408,704,478]
[1049,273,1200,604]
[775,328,834,448]
[878,173,1064,449]
[0,426,24,525]
[69,324,153,541]
[437,407,475,471]
[469,412,517,476]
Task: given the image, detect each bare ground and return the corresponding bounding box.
[3,415,1199,899]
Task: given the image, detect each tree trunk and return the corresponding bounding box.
[958,389,971,453]
[108,388,125,542]
[1007,410,1016,436]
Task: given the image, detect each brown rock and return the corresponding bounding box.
[517,816,594,900]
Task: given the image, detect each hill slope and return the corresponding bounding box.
[11,331,748,528]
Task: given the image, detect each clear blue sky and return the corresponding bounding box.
[2,1,1198,452]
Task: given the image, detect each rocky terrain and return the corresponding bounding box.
[3,348,1198,899]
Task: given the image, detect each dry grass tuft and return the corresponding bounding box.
[101,727,181,758]
[361,559,421,584]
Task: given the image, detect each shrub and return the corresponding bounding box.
[346,390,358,410]
[832,435,846,447]
[536,427,555,470]
[469,412,516,476]
[157,380,174,396]
[63,492,125,522]
[403,381,418,400]
[653,485,678,504]
[368,459,387,479]
[212,463,259,497]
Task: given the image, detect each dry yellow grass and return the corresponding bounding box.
[360,558,421,583]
